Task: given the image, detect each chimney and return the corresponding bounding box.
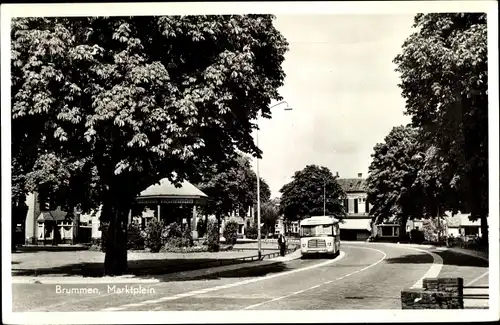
[336,171,339,177]
[358,173,362,178]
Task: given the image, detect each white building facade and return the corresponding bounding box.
[337,173,374,241]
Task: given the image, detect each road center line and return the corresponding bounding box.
[101,250,347,311]
[466,271,489,286]
[243,246,387,310]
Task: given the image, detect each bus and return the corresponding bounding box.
[300,216,340,257]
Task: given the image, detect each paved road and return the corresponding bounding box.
[11,242,488,311]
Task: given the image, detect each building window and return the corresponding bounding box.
[365,200,369,213]
[381,226,392,237]
[343,199,349,211]
[354,199,358,214]
[464,227,478,236]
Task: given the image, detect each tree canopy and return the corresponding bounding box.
[11,15,288,274]
[366,125,451,239]
[260,197,280,234]
[393,13,488,243]
[197,153,271,219]
[279,165,346,221]
[367,126,423,223]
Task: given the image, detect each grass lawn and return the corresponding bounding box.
[11,249,277,278]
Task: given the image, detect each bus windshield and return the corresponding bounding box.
[300,224,333,237]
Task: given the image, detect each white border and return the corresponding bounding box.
[0,1,498,16]
[1,1,499,324]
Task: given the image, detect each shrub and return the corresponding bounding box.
[421,218,446,242]
[196,218,207,238]
[98,222,109,252]
[223,220,239,245]
[162,222,182,245]
[410,229,425,244]
[127,222,145,250]
[207,219,220,252]
[245,225,258,239]
[162,222,194,249]
[89,237,102,251]
[144,218,164,253]
[181,226,194,247]
[163,245,209,253]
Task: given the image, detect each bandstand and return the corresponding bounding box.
[135,179,209,239]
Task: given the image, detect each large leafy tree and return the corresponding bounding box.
[11,15,288,275]
[394,13,488,244]
[366,125,449,239]
[260,197,280,238]
[197,153,270,222]
[279,165,346,221]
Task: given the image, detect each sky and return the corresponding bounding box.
[252,14,416,198]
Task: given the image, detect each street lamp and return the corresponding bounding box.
[323,179,326,216]
[256,100,292,260]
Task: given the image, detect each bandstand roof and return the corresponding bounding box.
[137,178,209,205]
[36,209,73,223]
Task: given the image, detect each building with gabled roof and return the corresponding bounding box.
[336,172,374,241]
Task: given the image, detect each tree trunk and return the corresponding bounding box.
[480,214,488,246]
[103,203,129,276]
[216,213,221,245]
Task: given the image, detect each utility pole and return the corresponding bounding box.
[323,179,326,216]
[256,101,292,260]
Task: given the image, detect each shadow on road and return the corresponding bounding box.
[186,262,290,281]
[435,251,488,267]
[384,251,488,268]
[300,255,337,260]
[384,253,433,265]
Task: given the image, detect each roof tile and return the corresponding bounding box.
[337,178,367,192]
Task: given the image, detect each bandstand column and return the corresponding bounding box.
[191,205,198,239]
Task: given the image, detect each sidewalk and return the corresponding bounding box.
[445,247,488,261]
[354,241,489,261]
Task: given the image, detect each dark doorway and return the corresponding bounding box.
[340,229,357,241]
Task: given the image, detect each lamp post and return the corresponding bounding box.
[323,179,326,216]
[256,100,292,260]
